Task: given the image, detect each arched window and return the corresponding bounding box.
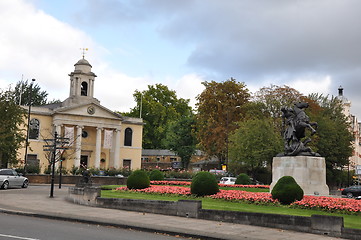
[29,118,40,140]
[124,128,133,146]
[81,82,88,96]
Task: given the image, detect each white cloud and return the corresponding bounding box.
[0,0,98,100]
[172,73,205,109]
[94,68,151,112]
[288,75,332,97]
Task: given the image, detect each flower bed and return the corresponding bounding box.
[150,180,270,189]
[292,195,361,214]
[116,185,361,215]
[117,185,191,195]
[210,189,277,204]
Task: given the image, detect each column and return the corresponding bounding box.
[113,129,121,168]
[74,125,83,168]
[94,127,102,169]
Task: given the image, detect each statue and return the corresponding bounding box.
[76,168,92,187]
[279,102,319,156]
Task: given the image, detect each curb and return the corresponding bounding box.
[0,208,225,240]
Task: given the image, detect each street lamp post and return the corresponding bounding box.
[24,79,36,175]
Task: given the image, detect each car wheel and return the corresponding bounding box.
[22,180,29,188]
[346,192,354,198]
[1,181,9,190]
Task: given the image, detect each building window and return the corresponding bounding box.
[26,154,39,167]
[82,130,88,138]
[123,159,131,169]
[170,157,177,162]
[142,157,149,162]
[124,128,133,146]
[29,118,40,139]
[81,82,88,96]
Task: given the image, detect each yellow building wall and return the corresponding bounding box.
[119,123,143,170]
[18,114,143,173]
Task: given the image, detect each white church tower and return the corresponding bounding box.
[63,57,100,107]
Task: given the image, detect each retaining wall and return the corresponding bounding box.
[27,174,127,185]
[67,186,361,239]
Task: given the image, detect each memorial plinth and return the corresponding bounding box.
[270,156,329,196]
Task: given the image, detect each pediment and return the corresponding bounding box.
[54,103,122,120]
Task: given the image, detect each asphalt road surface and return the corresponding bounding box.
[0,213,191,240]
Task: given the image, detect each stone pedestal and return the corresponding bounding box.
[270,156,329,196]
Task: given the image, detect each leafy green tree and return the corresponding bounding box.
[307,94,353,187]
[124,84,192,149]
[0,88,27,167]
[13,80,48,106]
[196,78,250,167]
[228,118,282,180]
[165,115,197,169]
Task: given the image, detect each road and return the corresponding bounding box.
[0,213,190,240]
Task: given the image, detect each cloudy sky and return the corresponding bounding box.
[1,0,361,116]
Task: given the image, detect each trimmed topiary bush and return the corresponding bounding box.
[127,170,150,189]
[190,171,219,197]
[149,169,164,181]
[235,173,251,185]
[271,176,304,205]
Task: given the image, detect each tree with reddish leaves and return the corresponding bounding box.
[196,78,250,168]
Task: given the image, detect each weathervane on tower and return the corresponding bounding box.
[80,48,88,59]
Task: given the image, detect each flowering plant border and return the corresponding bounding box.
[150,180,270,189]
[116,184,361,215]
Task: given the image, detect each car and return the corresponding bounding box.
[341,185,361,198]
[0,169,29,190]
[220,177,237,185]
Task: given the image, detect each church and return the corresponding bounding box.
[19,57,143,173]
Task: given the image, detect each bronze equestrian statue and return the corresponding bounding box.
[279,102,319,157]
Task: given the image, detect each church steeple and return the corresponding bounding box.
[63,57,100,107]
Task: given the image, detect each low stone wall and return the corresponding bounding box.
[27,174,127,185]
[67,186,361,239]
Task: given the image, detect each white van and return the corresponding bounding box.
[220,177,237,185]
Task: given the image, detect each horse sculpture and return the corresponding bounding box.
[280,102,319,156]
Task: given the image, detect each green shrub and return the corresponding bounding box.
[56,167,68,175]
[271,176,304,205]
[127,170,150,189]
[165,170,194,179]
[149,169,164,181]
[235,173,251,185]
[190,171,219,197]
[70,165,81,175]
[44,166,51,174]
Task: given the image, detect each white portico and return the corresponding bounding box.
[20,57,143,172]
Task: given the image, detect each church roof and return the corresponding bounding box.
[74,58,92,67]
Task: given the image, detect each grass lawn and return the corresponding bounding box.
[101,186,361,230]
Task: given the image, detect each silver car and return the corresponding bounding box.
[0,169,29,189]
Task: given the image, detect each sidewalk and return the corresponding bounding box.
[0,184,345,240]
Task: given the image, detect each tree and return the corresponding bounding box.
[228,118,282,180]
[0,88,27,167]
[196,78,250,167]
[12,80,48,106]
[254,85,303,134]
[124,84,192,149]
[307,94,353,187]
[165,115,197,169]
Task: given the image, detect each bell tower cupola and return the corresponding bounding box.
[63,56,100,107]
